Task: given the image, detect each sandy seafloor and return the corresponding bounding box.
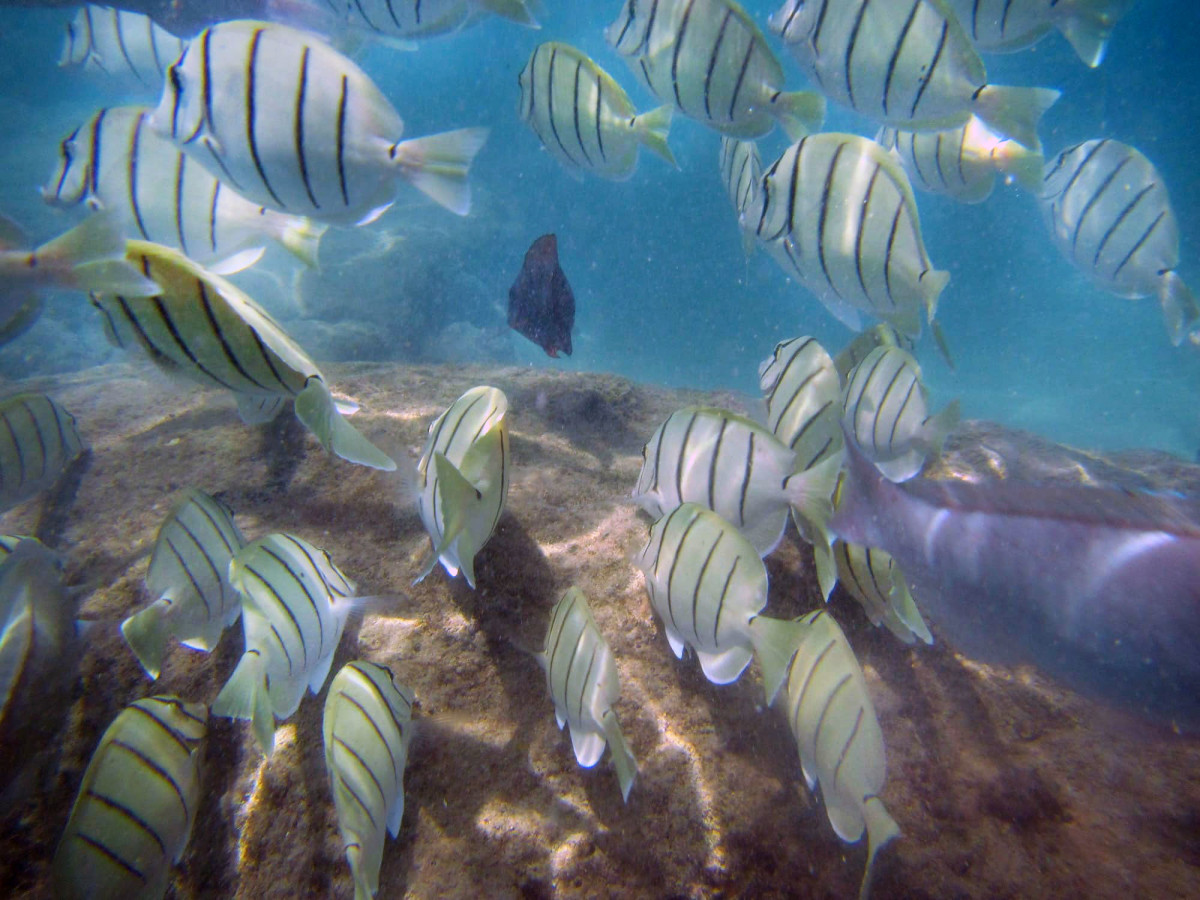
[0,361,1198,899]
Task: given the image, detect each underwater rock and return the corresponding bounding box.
[0,365,1197,899]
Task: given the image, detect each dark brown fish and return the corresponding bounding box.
[508,234,575,358]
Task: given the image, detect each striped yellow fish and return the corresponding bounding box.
[719,137,762,256]
[1040,138,1198,345]
[120,488,245,680]
[153,20,488,224]
[842,346,959,483]
[762,609,900,900]
[769,0,1060,149]
[758,336,844,472]
[946,0,1135,67]
[44,106,325,273]
[212,532,359,755]
[878,116,1044,204]
[0,539,82,803]
[91,240,395,471]
[537,586,637,802]
[0,392,86,513]
[633,503,801,691]
[324,660,415,900]
[59,4,186,93]
[606,0,825,140]
[519,42,676,181]
[414,386,509,589]
[832,324,915,383]
[633,406,839,599]
[833,540,931,645]
[748,133,948,340]
[51,695,207,900]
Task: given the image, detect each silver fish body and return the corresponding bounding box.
[758,336,843,471]
[518,42,676,181]
[0,392,86,512]
[52,695,207,900]
[59,4,186,93]
[877,115,1043,204]
[91,240,395,470]
[415,386,510,589]
[945,0,1135,67]
[538,586,637,801]
[120,488,245,679]
[606,0,824,140]
[832,431,1200,730]
[153,20,488,223]
[719,137,761,255]
[0,540,81,802]
[749,133,948,339]
[44,106,324,272]
[324,660,415,900]
[212,532,358,754]
[323,0,538,39]
[841,346,958,482]
[1040,138,1197,344]
[769,0,1059,148]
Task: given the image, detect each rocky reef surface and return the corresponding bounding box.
[1,362,1198,899]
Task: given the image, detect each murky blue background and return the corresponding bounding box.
[0,0,1196,455]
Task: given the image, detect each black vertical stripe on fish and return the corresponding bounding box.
[830,702,865,792]
[1,410,26,487]
[790,633,837,724]
[737,431,755,527]
[887,374,920,448]
[110,739,190,821]
[883,0,921,117]
[262,542,326,653]
[810,0,835,85]
[74,833,147,882]
[128,112,151,240]
[1071,156,1130,255]
[1057,140,1108,210]
[169,283,258,392]
[705,418,730,511]
[856,164,884,301]
[570,59,594,167]
[269,621,295,674]
[333,764,379,830]
[441,392,487,457]
[88,107,107,199]
[844,0,873,110]
[849,349,889,442]
[691,529,724,643]
[545,48,580,167]
[711,554,740,646]
[1112,210,1166,280]
[704,10,733,122]
[208,182,221,254]
[113,11,142,84]
[248,560,307,665]
[870,361,908,452]
[955,125,968,184]
[727,27,755,125]
[1094,184,1153,268]
[664,510,702,636]
[295,46,320,210]
[333,734,388,806]
[575,643,600,723]
[146,14,165,77]
[245,29,284,209]
[932,133,948,187]
[883,202,904,309]
[385,0,405,29]
[19,402,47,481]
[83,790,169,858]
[673,411,700,500]
[776,138,806,244]
[164,534,212,615]
[561,627,588,725]
[280,531,345,611]
[910,20,948,119]
[671,0,698,113]
[198,280,288,393]
[52,404,73,469]
[174,152,189,256]
[594,73,606,161]
[335,75,350,207]
[812,672,853,763]
[485,428,509,537]
[816,141,848,298]
[84,7,109,76]
[175,514,225,600]
[193,495,237,557]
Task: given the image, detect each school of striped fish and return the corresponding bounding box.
[0,0,1189,897]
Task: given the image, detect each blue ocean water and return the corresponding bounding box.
[0,0,1197,457]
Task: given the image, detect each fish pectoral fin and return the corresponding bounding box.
[695,645,754,685]
[748,615,808,706]
[119,603,169,681]
[412,454,475,585]
[569,724,607,768]
[294,377,396,471]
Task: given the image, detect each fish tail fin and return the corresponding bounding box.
[970,85,1060,151]
[748,615,807,706]
[631,104,677,168]
[346,843,375,900]
[276,216,326,268]
[782,454,841,597]
[918,268,950,326]
[858,794,901,900]
[992,140,1045,194]
[1055,0,1135,67]
[601,709,637,803]
[119,603,170,681]
[477,0,540,27]
[294,377,397,471]
[917,399,961,459]
[390,127,490,216]
[771,90,826,141]
[1159,270,1199,346]
[37,214,160,297]
[212,650,276,755]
